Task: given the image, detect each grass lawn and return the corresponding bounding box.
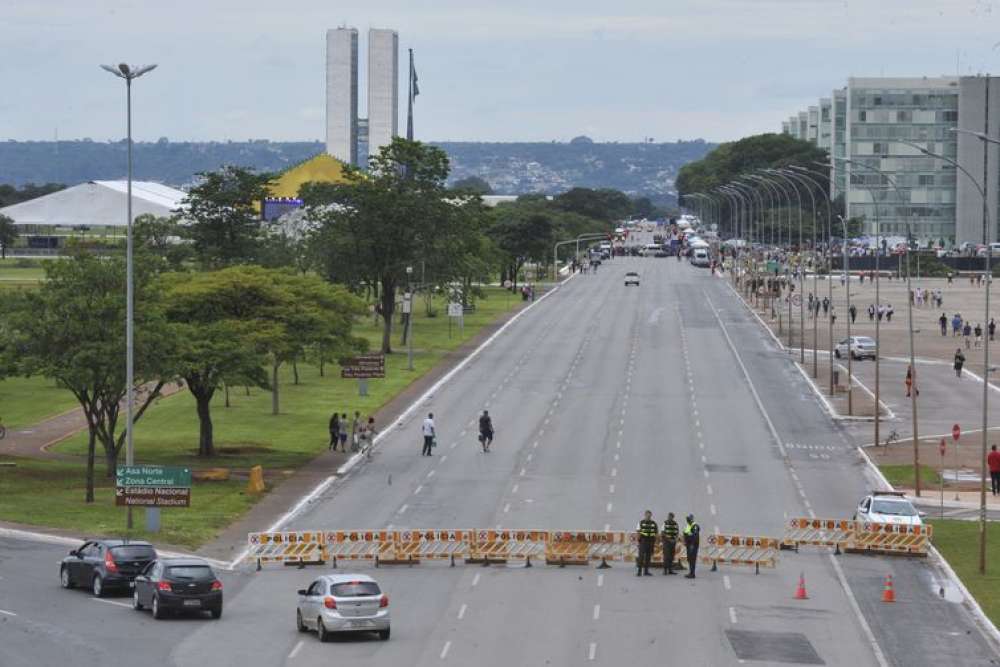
[0,456,259,549]
[0,375,80,429]
[0,259,46,289]
[879,464,941,488]
[929,519,1000,626]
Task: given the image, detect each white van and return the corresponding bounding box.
[690,248,711,267]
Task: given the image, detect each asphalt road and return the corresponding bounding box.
[2,235,998,666]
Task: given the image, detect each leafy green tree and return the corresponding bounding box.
[488,207,555,290]
[0,183,65,208]
[0,214,16,259]
[307,138,480,354]
[134,214,192,269]
[182,166,274,268]
[451,176,494,195]
[554,187,633,222]
[1,251,175,500]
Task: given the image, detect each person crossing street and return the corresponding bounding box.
[636,510,657,576]
[478,410,494,452]
[421,412,436,456]
[661,512,679,575]
[683,514,700,579]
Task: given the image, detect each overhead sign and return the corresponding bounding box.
[117,465,191,488]
[340,353,385,379]
[115,486,191,507]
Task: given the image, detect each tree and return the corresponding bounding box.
[554,187,633,223]
[0,214,16,259]
[134,214,192,269]
[182,166,274,268]
[488,207,555,290]
[307,138,481,354]
[1,251,175,500]
[451,176,493,195]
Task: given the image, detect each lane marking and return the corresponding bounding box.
[441,641,452,659]
[472,573,480,587]
[729,607,738,624]
[703,470,709,479]
[520,468,526,477]
[92,599,131,609]
[597,574,604,587]
[0,609,16,616]
[606,502,613,513]
[398,504,408,514]
[604,523,611,532]
[706,484,713,495]
[614,454,620,461]
[611,468,618,477]
[512,484,519,494]
[593,604,600,620]
[441,455,448,463]
[458,603,467,620]
[450,441,458,449]
[427,470,436,479]
[589,642,597,661]
[503,503,511,513]
[710,504,717,516]
[288,640,304,659]
[609,484,615,494]
[414,485,423,495]
[723,575,731,591]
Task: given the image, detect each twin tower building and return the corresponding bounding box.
[326,27,399,167]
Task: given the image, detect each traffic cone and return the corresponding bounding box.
[882,574,896,603]
[794,572,808,600]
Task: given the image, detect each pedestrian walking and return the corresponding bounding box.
[948,272,953,285]
[822,297,830,315]
[886,304,894,322]
[939,313,948,336]
[661,512,680,575]
[636,510,657,577]
[422,412,436,456]
[954,349,966,377]
[360,416,376,458]
[683,514,700,579]
[849,304,857,324]
[964,322,973,349]
[328,412,340,450]
[990,318,996,342]
[338,413,349,451]
[877,304,885,322]
[904,365,918,398]
[953,314,963,337]
[989,445,1000,495]
[975,324,983,348]
[830,307,836,325]
[351,410,361,452]
[478,410,494,452]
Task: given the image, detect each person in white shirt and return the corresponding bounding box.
[422,413,436,456]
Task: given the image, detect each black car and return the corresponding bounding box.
[60,539,157,597]
[132,557,223,619]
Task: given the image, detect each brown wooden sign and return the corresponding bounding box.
[341,368,385,379]
[115,486,191,508]
[341,353,385,379]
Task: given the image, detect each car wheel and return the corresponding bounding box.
[317,618,331,643]
[60,566,74,589]
[210,605,222,620]
[133,589,144,611]
[378,627,391,641]
[296,610,308,633]
[152,594,166,620]
[91,575,104,598]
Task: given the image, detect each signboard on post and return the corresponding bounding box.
[447,303,463,318]
[341,354,385,395]
[402,292,412,315]
[116,465,191,508]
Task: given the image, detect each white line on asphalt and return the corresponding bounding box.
[706,484,713,495]
[614,453,619,461]
[606,502,613,512]
[526,454,533,462]
[618,429,623,437]
[458,603,467,620]
[710,504,717,516]
[539,429,545,436]
[616,441,621,449]
[696,431,702,440]
[288,640,304,659]
[803,499,812,509]
[609,484,615,494]
[398,504,408,514]
[611,468,617,477]
[472,573,480,587]
[460,430,467,437]
[440,641,452,659]
[441,455,448,463]
[828,552,890,666]
[520,468,526,476]
[714,526,720,535]
[504,503,510,513]
[723,575,731,590]
[414,485,423,495]
[593,604,600,620]
[512,484,519,493]
[427,470,435,478]
[450,441,458,449]
[93,599,131,609]
[703,470,709,478]
[604,523,611,532]
[729,607,738,624]
[589,643,597,661]
[0,609,16,616]
[701,455,707,463]
[699,442,704,450]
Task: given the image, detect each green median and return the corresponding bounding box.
[929,519,1000,628]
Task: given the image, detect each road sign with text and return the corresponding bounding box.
[117,465,191,488]
[341,354,385,379]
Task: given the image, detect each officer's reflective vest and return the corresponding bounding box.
[638,519,657,539]
[662,520,679,541]
[683,521,700,545]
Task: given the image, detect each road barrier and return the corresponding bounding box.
[783,518,931,556]
[245,529,779,571]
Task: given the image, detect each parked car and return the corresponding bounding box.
[60,539,157,597]
[834,336,877,360]
[624,271,640,286]
[132,557,223,619]
[297,574,390,641]
[854,491,923,526]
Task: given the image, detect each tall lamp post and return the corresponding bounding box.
[776,169,820,378]
[767,170,807,364]
[101,62,156,530]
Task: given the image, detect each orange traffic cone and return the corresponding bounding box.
[794,572,808,600]
[882,574,896,603]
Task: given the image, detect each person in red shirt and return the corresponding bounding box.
[988,445,1000,496]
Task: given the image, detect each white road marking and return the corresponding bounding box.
[589,642,597,661]
[699,442,705,450]
[441,641,452,659]
[93,599,131,609]
[604,523,611,532]
[458,603,467,620]
[520,468,526,477]
[707,484,713,495]
[533,441,539,448]
[0,609,16,616]
[441,455,448,463]
[460,430,467,437]
[710,504,717,516]
[614,454,620,461]
[398,504,409,514]
[597,574,605,587]
[606,502,613,512]
[611,468,617,477]
[288,640,304,659]
[414,485,423,495]
[526,454,533,462]
[427,470,436,478]
[703,470,709,479]
[472,573,480,587]
[544,418,550,425]
[729,607,738,624]
[609,484,615,494]
[503,503,511,513]
[723,575,731,590]
[539,429,545,436]
[701,455,707,463]
[593,604,600,620]
[450,441,458,449]
[512,484,519,494]
[616,441,621,449]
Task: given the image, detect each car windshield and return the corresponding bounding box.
[331,581,381,597]
[626,272,637,276]
[166,565,215,580]
[871,499,917,516]
[110,545,156,560]
[856,338,875,345]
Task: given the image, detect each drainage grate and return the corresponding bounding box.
[705,463,749,473]
[726,630,824,665]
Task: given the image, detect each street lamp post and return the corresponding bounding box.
[838,214,854,415]
[778,169,820,378]
[101,62,156,530]
[767,170,806,364]
[406,266,414,371]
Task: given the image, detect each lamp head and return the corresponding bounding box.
[118,63,130,76]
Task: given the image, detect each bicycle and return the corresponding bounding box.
[883,429,899,449]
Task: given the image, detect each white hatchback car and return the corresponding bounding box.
[296,574,390,641]
[854,491,923,526]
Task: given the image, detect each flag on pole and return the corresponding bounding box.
[407,49,418,141]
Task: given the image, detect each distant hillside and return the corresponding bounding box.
[0,138,714,203]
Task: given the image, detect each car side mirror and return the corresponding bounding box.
[297,589,308,596]
[68,549,78,557]
[918,511,927,518]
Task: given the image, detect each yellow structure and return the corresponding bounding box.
[267,153,350,199]
[247,465,266,494]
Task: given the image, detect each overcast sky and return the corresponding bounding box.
[2,0,1000,143]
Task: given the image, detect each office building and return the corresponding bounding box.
[367,28,399,157]
[326,28,359,164]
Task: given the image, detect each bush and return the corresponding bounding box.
[14,258,40,268]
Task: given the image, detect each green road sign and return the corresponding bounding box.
[117,465,191,488]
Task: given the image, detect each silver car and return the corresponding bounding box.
[296,574,390,641]
[834,336,877,360]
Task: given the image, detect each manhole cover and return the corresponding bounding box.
[705,463,749,473]
[726,630,824,664]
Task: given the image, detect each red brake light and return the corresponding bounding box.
[211,580,222,591]
[324,596,337,609]
[103,551,118,574]
[379,594,389,608]
[157,581,171,592]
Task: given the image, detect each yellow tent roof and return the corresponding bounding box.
[267,153,349,199]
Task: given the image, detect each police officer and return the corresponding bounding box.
[636,510,657,576]
[661,512,679,575]
[683,514,700,579]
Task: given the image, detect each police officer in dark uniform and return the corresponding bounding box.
[661,512,679,575]
[636,510,657,576]
[683,514,700,579]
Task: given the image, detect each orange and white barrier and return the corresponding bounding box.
[783,518,931,556]
[783,518,854,549]
[247,531,327,566]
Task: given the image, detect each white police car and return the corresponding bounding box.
[854,491,923,526]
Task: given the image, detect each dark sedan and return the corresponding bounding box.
[132,557,223,619]
[60,539,157,597]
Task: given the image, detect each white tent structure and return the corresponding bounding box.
[0,180,185,231]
